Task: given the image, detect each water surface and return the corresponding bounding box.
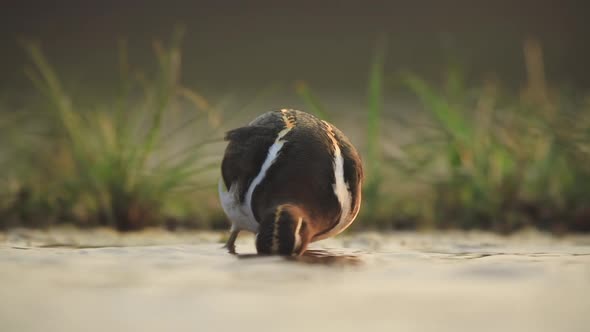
[1,229,589,332]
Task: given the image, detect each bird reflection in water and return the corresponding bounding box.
[237,249,363,266]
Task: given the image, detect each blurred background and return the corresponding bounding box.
[1,0,589,233]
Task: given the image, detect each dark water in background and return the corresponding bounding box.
[1,0,589,113]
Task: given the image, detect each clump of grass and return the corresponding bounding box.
[3,30,222,231]
[391,40,590,232]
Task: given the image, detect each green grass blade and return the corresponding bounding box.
[295,80,330,120]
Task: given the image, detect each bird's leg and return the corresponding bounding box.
[223,230,240,255]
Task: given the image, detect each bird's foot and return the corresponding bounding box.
[223,242,237,255]
[223,230,239,255]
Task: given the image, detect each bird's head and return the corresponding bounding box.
[256,204,311,256]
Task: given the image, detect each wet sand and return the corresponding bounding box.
[1,228,589,332]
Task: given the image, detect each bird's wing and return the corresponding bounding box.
[220,125,279,203]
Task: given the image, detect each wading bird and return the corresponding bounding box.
[219,109,363,255]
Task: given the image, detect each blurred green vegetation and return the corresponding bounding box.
[0,31,225,231]
[1,35,589,233]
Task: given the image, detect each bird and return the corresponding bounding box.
[218,109,363,256]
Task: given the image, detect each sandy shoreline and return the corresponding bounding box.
[1,229,589,332]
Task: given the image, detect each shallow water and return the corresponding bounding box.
[0,229,589,332]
